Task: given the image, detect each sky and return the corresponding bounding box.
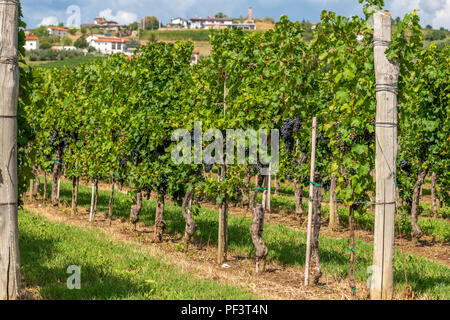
[21,0,450,30]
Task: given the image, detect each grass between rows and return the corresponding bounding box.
[37,179,450,300]
[19,209,257,300]
[256,193,450,242]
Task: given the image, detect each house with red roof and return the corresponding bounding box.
[25,36,39,51]
[86,34,131,55]
[47,26,69,39]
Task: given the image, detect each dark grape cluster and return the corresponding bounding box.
[131,146,143,165]
[322,180,331,192]
[230,187,242,204]
[155,174,168,195]
[204,163,213,173]
[142,187,151,199]
[119,157,128,168]
[404,196,412,205]
[400,160,411,177]
[49,129,67,152]
[280,118,302,152]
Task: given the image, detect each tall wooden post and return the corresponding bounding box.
[0,0,20,300]
[304,117,317,286]
[218,71,229,264]
[371,11,399,300]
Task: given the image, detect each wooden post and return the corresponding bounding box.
[371,11,399,300]
[218,71,228,264]
[0,0,20,300]
[267,163,271,213]
[89,182,95,222]
[57,176,61,200]
[328,174,339,230]
[431,172,437,217]
[304,117,317,286]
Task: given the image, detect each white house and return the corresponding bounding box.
[51,46,77,51]
[169,17,189,29]
[47,26,69,39]
[190,17,233,29]
[25,36,39,51]
[87,35,130,55]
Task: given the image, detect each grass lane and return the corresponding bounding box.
[19,209,257,300]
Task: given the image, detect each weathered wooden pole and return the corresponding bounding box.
[371,11,400,300]
[218,71,228,264]
[0,0,20,300]
[304,117,317,286]
[267,162,271,213]
[89,182,95,222]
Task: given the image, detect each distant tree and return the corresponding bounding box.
[215,12,228,18]
[39,39,51,50]
[426,24,432,29]
[394,17,401,25]
[74,36,88,49]
[34,26,50,37]
[69,28,77,35]
[52,35,60,43]
[63,36,73,46]
[141,16,159,30]
[129,22,139,31]
[425,29,446,41]
[81,27,87,35]
[263,16,275,24]
[58,22,65,28]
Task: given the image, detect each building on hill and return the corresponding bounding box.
[48,26,69,39]
[190,17,233,29]
[169,18,189,29]
[24,36,39,51]
[87,35,130,55]
[173,8,256,30]
[81,17,121,32]
[51,46,77,51]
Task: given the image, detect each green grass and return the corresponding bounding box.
[252,191,450,242]
[140,29,212,42]
[41,179,450,299]
[34,55,104,69]
[19,209,257,300]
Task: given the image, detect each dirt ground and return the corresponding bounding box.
[24,201,376,300]
[85,178,449,267]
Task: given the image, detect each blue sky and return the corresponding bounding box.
[22,0,450,30]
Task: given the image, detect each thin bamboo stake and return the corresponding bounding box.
[89,182,95,222]
[304,117,317,286]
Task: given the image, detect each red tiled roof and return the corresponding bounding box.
[190,17,233,21]
[26,36,39,41]
[93,37,130,43]
[48,26,69,31]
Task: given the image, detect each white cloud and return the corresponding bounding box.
[388,0,450,29]
[39,16,59,26]
[98,8,138,25]
[432,1,450,29]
